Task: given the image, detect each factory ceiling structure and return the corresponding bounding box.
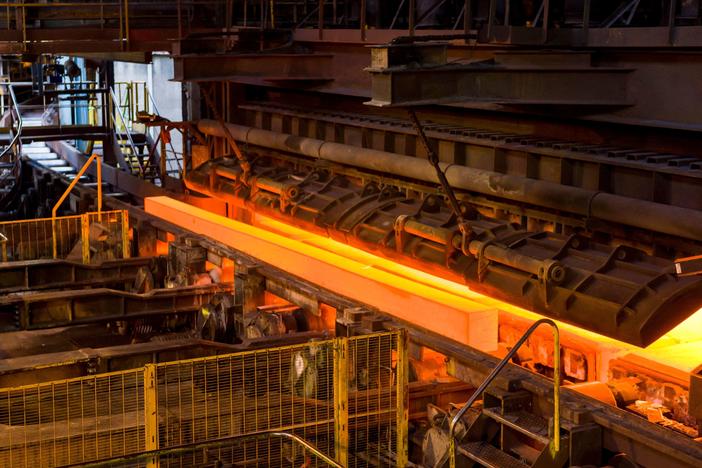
[0,1,700,467]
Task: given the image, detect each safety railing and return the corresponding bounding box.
[40,82,107,131]
[114,81,150,127]
[0,83,22,205]
[112,81,186,182]
[0,1,229,51]
[0,330,408,467]
[0,209,129,264]
[0,83,21,161]
[109,86,145,176]
[448,318,561,468]
[143,87,185,180]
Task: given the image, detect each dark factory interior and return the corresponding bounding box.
[0,1,700,467]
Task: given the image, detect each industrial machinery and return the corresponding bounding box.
[0,1,701,467]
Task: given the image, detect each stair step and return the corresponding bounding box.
[51,167,76,174]
[38,159,67,167]
[483,407,550,445]
[458,441,529,468]
[66,175,90,182]
[21,146,52,154]
[24,153,58,161]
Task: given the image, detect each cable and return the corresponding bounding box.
[407,109,472,253]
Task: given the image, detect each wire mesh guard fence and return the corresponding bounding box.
[0,369,146,468]
[0,330,408,467]
[0,210,129,264]
[154,340,335,463]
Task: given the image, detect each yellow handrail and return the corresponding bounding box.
[51,154,102,258]
[448,318,561,467]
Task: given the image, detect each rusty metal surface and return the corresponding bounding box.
[172,52,335,83]
[186,157,702,346]
[197,119,702,248]
[367,46,633,107]
[0,339,240,387]
[19,153,702,464]
[0,283,232,332]
[0,257,158,294]
[240,102,702,213]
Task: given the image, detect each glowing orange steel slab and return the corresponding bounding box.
[146,196,702,376]
[145,196,498,350]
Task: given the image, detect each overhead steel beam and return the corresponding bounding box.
[75,52,152,64]
[238,102,702,216]
[0,28,177,54]
[484,25,702,48]
[172,53,335,83]
[366,45,633,107]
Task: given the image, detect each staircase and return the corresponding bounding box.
[110,82,183,186]
[22,115,84,178]
[456,387,574,468]
[441,319,602,468]
[115,128,160,182]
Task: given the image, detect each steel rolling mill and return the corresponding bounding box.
[0,1,701,467]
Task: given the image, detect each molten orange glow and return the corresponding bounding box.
[145,196,702,376]
[256,214,702,373]
[638,307,702,372]
[155,239,169,256]
[146,196,498,350]
[253,215,630,346]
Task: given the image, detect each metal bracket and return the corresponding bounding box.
[476,239,493,283]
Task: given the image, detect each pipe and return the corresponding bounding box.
[395,216,565,280]
[197,120,702,241]
[468,240,565,283]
